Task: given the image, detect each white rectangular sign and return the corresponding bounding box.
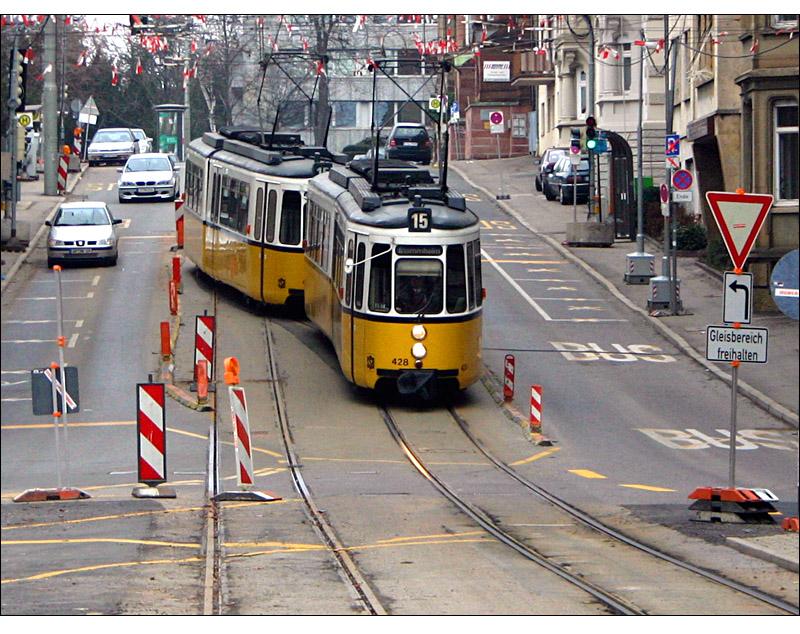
[483,61,510,82]
[672,190,693,202]
[706,325,768,363]
[723,272,753,324]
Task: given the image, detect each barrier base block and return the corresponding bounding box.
[214,490,282,503]
[530,432,554,446]
[688,486,777,524]
[13,487,91,503]
[782,517,799,532]
[132,485,177,499]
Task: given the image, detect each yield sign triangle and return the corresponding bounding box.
[705,191,773,270]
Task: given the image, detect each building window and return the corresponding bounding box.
[397,49,422,75]
[397,102,422,124]
[333,102,357,127]
[622,43,632,92]
[279,101,306,128]
[577,70,587,117]
[697,15,714,73]
[771,15,798,30]
[774,100,798,202]
[373,102,395,128]
[512,114,527,138]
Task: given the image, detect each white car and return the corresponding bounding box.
[130,128,153,153]
[87,128,137,165]
[46,201,121,267]
[117,153,179,203]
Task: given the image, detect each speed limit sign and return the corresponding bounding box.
[490,111,504,134]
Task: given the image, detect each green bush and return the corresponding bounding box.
[704,237,732,270]
[676,224,707,251]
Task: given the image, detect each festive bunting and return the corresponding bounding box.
[135,57,143,75]
[111,65,119,86]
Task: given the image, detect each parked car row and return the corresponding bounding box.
[534,147,590,205]
[346,123,433,165]
[87,127,153,166]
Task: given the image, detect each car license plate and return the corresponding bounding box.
[404,142,418,146]
[139,187,155,193]
[71,248,92,255]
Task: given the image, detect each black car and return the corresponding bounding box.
[543,156,590,204]
[385,124,432,164]
[534,147,567,192]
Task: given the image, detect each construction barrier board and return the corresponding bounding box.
[31,367,79,414]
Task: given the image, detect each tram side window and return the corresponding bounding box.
[345,239,354,305]
[211,173,221,223]
[218,176,249,235]
[266,189,277,242]
[473,239,483,307]
[237,180,249,235]
[446,244,467,313]
[279,191,302,246]
[354,242,366,310]
[254,188,264,242]
[332,223,345,297]
[367,244,392,313]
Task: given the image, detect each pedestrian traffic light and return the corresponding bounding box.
[570,127,581,155]
[9,48,27,112]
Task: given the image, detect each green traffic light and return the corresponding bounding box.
[586,139,597,150]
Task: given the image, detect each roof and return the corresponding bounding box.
[59,201,107,208]
[126,153,172,159]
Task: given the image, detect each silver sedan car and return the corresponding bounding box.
[46,201,121,267]
[117,153,179,203]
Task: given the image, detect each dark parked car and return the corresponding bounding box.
[342,135,386,160]
[543,156,590,204]
[385,123,432,164]
[534,147,567,192]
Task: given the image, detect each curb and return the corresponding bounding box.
[1,164,88,293]
[480,366,553,446]
[726,536,799,573]
[451,164,798,429]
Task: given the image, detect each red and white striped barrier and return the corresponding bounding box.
[503,354,515,401]
[194,315,215,381]
[57,153,68,194]
[229,386,254,489]
[530,385,542,434]
[175,197,185,249]
[136,383,166,486]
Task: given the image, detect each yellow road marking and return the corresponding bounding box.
[301,456,486,467]
[224,540,320,550]
[568,469,607,479]
[3,538,199,549]
[619,484,676,492]
[1,420,135,430]
[510,446,561,466]
[1,556,203,584]
[2,506,206,531]
[376,530,483,544]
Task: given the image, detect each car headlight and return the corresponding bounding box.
[156,179,172,185]
[48,238,65,247]
[96,238,114,246]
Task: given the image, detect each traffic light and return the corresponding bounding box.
[585,116,597,150]
[569,127,581,155]
[9,48,27,112]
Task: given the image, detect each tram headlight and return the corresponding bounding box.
[411,342,427,360]
[411,324,427,341]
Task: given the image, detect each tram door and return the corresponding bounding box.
[346,232,368,383]
[254,184,267,303]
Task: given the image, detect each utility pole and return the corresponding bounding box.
[43,16,58,196]
[183,40,191,160]
[582,15,596,218]
[663,16,680,314]
[625,27,655,284]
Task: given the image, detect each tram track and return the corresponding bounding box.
[263,318,387,615]
[379,402,799,616]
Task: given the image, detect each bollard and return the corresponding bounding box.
[168,279,178,315]
[175,197,185,249]
[160,321,171,360]
[503,354,515,401]
[57,148,69,194]
[172,256,182,294]
[196,360,209,403]
[530,385,543,435]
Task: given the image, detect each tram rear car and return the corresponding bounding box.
[183,130,321,305]
[304,160,483,395]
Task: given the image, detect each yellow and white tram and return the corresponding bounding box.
[183,128,340,305]
[304,159,484,396]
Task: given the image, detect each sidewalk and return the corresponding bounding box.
[451,156,798,427]
[1,166,87,289]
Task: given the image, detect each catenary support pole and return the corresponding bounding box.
[43,16,58,196]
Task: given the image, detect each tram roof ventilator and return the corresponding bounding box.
[202,126,348,166]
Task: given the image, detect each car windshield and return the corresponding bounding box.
[559,158,590,172]
[54,207,109,226]
[132,130,144,140]
[393,127,428,141]
[93,131,131,143]
[125,158,172,172]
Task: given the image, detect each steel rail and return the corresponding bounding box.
[447,406,799,615]
[263,319,387,616]
[378,405,643,616]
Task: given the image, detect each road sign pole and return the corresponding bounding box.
[50,363,63,490]
[496,133,505,198]
[54,265,71,483]
[728,362,739,489]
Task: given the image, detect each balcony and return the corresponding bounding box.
[510,50,554,86]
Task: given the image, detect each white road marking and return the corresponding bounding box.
[1,380,27,387]
[482,249,553,321]
[1,339,55,344]
[2,319,83,324]
[68,333,79,348]
[2,397,32,402]
[529,297,605,302]
[75,320,84,328]
[515,278,580,282]
[92,275,100,286]
[87,291,94,298]
[1,370,30,375]
[119,235,173,240]
[16,293,96,300]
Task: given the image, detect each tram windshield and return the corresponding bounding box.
[395,259,443,315]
